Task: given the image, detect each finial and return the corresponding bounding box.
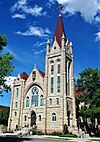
[66,39,68,46]
[57,4,63,16]
[34,64,36,68]
[62,33,65,39]
[47,39,50,44]
[54,36,56,41]
[70,41,73,46]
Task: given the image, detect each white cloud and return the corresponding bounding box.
[95,32,100,41]
[11,0,46,18]
[33,41,46,48]
[22,5,46,16]
[12,13,26,19]
[95,16,100,22]
[32,41,46,55]
[15,25,51,37]
[34,49,45,55]
[5,76,16,88]
[49,0,100,23]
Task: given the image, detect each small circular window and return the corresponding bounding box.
[54,46,56,49]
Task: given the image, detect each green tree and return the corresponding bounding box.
[76,68,100,136]
[0,107,10,126]
[0,34,14,95]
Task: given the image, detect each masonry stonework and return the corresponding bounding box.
[8,13,77,134]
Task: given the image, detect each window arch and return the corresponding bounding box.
[31,87,39,107]
[26,96,30,107]
[50,60,54,64]
[52,113,56,121]
[40,95,43,106]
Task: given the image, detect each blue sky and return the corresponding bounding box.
[0,0,100,106]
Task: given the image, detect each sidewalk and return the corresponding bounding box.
[0,133,100,142]
[26,135,94,142]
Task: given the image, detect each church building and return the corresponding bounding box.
[8,10,77,134]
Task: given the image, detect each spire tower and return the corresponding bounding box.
[53,4,66,48]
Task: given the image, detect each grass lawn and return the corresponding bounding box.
[59,133,77,138]
[48,137,70,141]
[92,140,100,142]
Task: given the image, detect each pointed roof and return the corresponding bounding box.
[38,70,45,78]
[54,15,66,47]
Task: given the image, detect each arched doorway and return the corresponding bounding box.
[31,111,36,127]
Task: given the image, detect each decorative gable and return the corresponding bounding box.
[50,38,61,54]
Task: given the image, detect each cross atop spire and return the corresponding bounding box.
[57,4,63,16]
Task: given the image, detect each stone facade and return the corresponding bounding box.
[8,14,77,134]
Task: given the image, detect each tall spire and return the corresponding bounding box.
[53,5,66,48]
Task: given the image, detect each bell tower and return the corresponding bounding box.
[45,5,77,133]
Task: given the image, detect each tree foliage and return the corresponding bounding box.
[0,107,10,126]
[0,34,14,94]
[76,68,100,136]
[77,68,100,105]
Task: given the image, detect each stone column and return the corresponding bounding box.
[44,39,50,134]
[7,83,14,131]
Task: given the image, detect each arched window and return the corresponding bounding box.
[26,96,30,107]
[57,76,60,93]
[40,95,43,106]
[14,111,17,116]
[67,110,70,126]
[15,102,18,108]
[50,98,52,106]
[24,115,27,121]
[51,77,54,93]
[51,64,54,75]
[52,113,56,121]
[39,115,41,121]
[56,98,59,105]
[31,87,39,107]
[57,64,60,74]
[16,88,19,97]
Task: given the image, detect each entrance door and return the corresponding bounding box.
[31,111,36,127]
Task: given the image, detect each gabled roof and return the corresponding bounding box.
[38,70,45,78]
[20,72,29,80]
[54,15,66,48]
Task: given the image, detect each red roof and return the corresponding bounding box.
[74,86,89,98]
[0,105,9,111]
[39,70,45,78]
[54,15,66,47]
[20,72,29,80]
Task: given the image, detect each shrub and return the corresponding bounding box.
[37,131,44,135]
[51,131,62,136]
